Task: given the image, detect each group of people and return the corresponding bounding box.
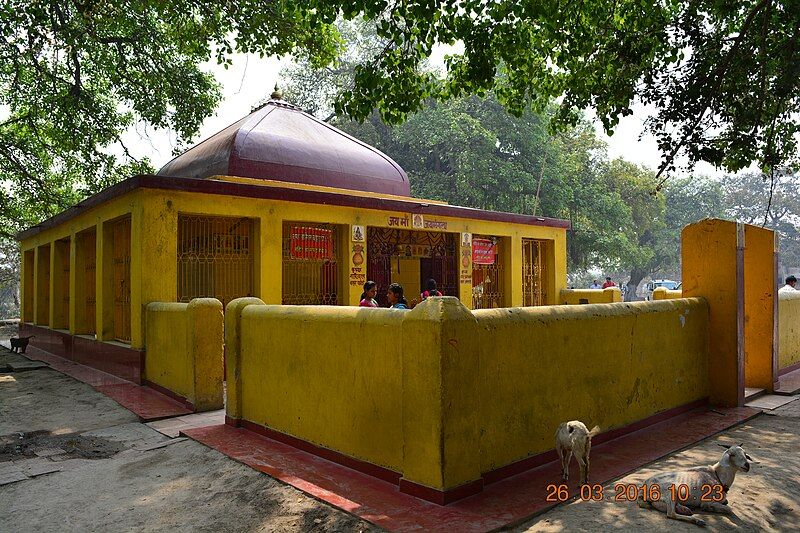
[359,279,443,309]
[589,277,616,289]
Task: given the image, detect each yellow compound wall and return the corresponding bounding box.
[559,287,622,304]
[144,298,224,411]
[779,291,800,371]
[236,304,406,472]
[226,296,710,495]
[652,287,683,300]
[475,299,709,473]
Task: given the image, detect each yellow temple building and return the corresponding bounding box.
[17,95,568,383]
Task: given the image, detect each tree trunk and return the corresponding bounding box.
[625,268,648,301]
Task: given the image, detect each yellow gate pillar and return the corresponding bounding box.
[399,296,482,503]
[743,225,778,391]
[682,219,777,407]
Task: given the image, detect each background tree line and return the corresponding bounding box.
[2,3,799,314]
[279,20,800,300]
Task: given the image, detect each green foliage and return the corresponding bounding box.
[0,0,342,315]
[295,1,800,176]
[722,172,800,272]
[0,0,340,240]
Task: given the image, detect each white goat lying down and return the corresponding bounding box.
[637,443,754,527]
[555,421,601,485]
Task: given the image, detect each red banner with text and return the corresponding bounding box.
[472,238,496,265]
[290,226,333,260]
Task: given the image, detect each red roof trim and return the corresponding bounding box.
[17,175,570,240]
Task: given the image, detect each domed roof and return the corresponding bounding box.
[157,99,410,196]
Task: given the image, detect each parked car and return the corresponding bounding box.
[644,279,680,300]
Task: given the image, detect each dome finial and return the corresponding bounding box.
[270,84,283,101]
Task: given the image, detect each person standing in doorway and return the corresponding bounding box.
[590,279,602,289]
[421,278,443,301]
[387,283,409,309]
[602,276,616,289]
[359,280,379,307]
[779,275,797,293]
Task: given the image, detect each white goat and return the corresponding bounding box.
[555,421,601,485]
[637,443,754,527]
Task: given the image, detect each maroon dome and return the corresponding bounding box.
[157,100,410,196]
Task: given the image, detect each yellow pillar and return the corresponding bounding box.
[187,298,224,411]
[400,297,481,501]
[224,297,266,421]
[129,204,143,348]
[21,250,34,323]
[260,218,282,304]
[458,233,473,308]
[743,225,777,391]
[552,236,567,305]
[345,225,365,306]
[508,236,523,306]
[682,219,743,406]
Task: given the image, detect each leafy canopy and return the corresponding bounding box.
[0,0,339,238]
[304,1,800,176]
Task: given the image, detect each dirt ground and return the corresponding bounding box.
[1,343,798,532]
[0,348,377,533]
[515,401,800,532]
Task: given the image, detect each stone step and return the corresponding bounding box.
[744,387,766,401]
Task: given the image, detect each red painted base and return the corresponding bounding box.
[19,323,144,383]
[143,379,194,411]
[239,419,401,484]
[186,405,759,532]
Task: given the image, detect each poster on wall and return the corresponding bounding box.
[290,226,333,260]
[352,225,365,242]
[472,238,496,265]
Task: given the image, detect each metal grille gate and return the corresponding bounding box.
[177,215,255,308]
[522,238,548,306]
[472,236,505,309]
[282,222,340,305]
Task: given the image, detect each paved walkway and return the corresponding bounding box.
[0,341,192,421]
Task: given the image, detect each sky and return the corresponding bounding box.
[124,52,724,178]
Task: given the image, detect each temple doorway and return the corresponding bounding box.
[367,228,458,307]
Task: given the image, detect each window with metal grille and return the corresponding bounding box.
[177,215,255,308]
[472,236,505,309]
[282,222,341,305]
[113,217,132,343]
[522,238,549,306]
